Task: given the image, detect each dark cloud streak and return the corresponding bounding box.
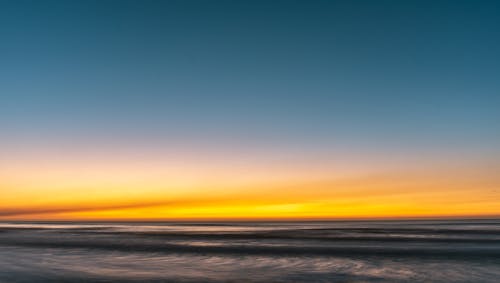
[0,200,186,217]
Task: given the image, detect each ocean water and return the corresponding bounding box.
[1,220,499,282]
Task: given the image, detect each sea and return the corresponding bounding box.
[0,219,499,282]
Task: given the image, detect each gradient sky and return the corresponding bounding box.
[1,0,499,220]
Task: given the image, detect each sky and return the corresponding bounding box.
[1,0,499,220]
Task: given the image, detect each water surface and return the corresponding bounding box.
[1,220,499,282]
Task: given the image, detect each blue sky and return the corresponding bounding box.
[1,0,499,157]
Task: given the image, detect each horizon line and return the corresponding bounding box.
[2,215,500,223]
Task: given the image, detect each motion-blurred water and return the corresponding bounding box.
[1,220,500,282]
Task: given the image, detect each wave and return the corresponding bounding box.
[1,223,500,259]
[2,221,500,282]
[2,240,499,259]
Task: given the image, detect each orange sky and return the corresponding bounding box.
[1,146,499,221]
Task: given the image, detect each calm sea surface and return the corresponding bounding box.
[1,220,500,282]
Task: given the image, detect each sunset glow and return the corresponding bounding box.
[2,144,499,220]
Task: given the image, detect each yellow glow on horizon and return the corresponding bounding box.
[1,151,499,220]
